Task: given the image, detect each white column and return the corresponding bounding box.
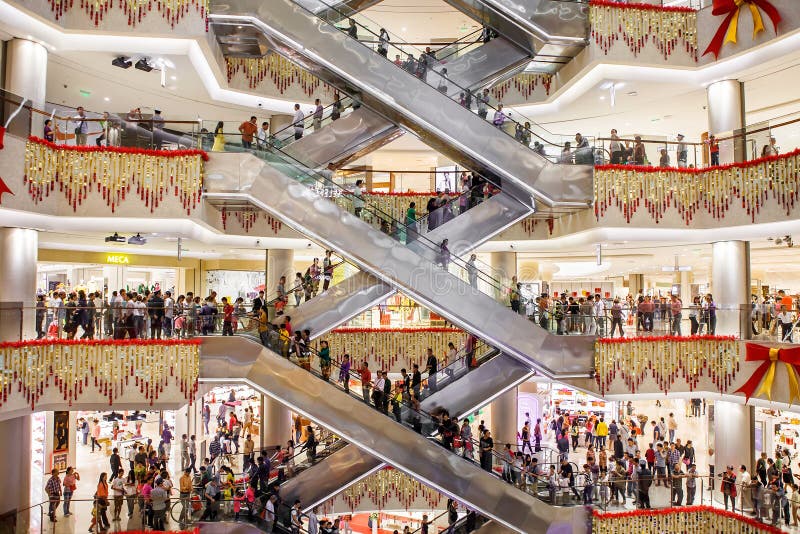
[711,241,750,338]
[267,249,295,319]
[0,228,38,340]
[261,396,292,448]
[713,401,753,502]
[5,39,48,109]
[0,416,31,518]
[490,387,518,450]
[707,79,746,163]
[490,252,517,302]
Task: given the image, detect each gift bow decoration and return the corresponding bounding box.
[703,0,782,58]
[735,344,800,404]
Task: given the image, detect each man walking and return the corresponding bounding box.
[238,115,258,149]
[45,468,62,522]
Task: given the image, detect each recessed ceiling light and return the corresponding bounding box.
[170,75,177,81]
[599,96,605,100]
[104,97,110,101]
[402,27,407,32]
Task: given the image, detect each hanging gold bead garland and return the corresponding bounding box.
[594,335,740,395]
[226,56,334,98]
[594,150,800,225]
[592,505,786,534]
[24,137,205,215]
[589,0,698,61]
[491,73,552,102]
[341,467,443,511]
[47,0,209,28]
[324,327,480,371]
[0,340,200,411]
[220,207,283,235]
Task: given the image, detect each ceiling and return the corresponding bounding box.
[360,0,477,44]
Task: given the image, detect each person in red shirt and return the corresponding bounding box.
[359,361,372,404]
[222,297,234,336]
[645,443,656,470]
[708,134,720,166]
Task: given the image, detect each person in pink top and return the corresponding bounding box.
[91,418,101,453]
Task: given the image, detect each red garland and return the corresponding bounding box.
[111,530,199,534]
[596,147,800,175]
[597,335,736,345]
[592,505,785,534]
[589,0,696,13]
[331,327,463,334]
[28,136,209,161]
[1,339,202,349]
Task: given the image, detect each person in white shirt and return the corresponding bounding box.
[290,500,303,534]
[164,291,174,338]
[307,507,319,534]
[777,305,795,342]
[292,104,305,140]
[591,294,606,335]
[739,465,752,511]
[110,468,126,521]
[265,495,276,532]
[257,121,270,149]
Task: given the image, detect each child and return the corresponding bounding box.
[233,489,244,521]
[245,484,256,519]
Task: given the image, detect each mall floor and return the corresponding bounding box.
[32,399,800,533]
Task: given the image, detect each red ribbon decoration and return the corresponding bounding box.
[0,126,14,205]
[734,343,800,402]
[703,0,782,59]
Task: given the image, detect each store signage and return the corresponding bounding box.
[106,254,130,264]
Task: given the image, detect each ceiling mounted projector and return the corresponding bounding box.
[135,58,153,72]
[105,233,126,243]
[127,233,147,245]
[112,56,132,69]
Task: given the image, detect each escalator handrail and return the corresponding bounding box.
[268,95,356,142]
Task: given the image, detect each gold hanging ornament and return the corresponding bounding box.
[491,73,552,102]
[47,0,209,28]
[341,467,443,511]
[589,0,698,61]
[24,138,205,215]
[226,55,334,97]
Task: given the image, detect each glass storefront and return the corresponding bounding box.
[37,262,178,296]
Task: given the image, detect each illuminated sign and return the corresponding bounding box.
[106,254,130,264]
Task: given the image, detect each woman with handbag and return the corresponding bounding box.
[94,472,111,531]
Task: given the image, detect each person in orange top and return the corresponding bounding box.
[238,116,258,149]
[94,472,110,531]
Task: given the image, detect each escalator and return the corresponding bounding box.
[289,189,532,336]
[208,0,593,208]
[440,0,589,71]
[201,335,585,533]
[204,149,594,377]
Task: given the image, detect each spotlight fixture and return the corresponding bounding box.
[105,232,126,243]
[112,56,132,69]
[135,58,154,72]
[127,233,147,245]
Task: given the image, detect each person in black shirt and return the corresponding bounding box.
[479,430,494,472]
[638,461,652,508]
[560,459,581,499]
[148,291,165,339]
[425,349,438,393]
[411,364,422,399]
[252,291,264,317]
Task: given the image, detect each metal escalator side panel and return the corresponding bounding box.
[200,336,585,533]
[437,37,530,92]
[209,0,592,208]
[281,107,400,169]
[291,271,394,337]
[473,520,518,534]
[440,0,540,56]
[410,192,532,263]
[420,353,533,418]
[280,444,384,510]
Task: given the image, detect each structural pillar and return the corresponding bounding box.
[490,252,517,302]
[713,401,754,502]
[706,79,747,163]
[0,416,32,521]
[266,249,294,319]
[490,387,518,449]
[711,241,750,338]
[4,39,48,109]
[269,114,294,135]
[674,271,693,305]
[261,395,292,449]
[628,274,644,297]
[0,228,38,340]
